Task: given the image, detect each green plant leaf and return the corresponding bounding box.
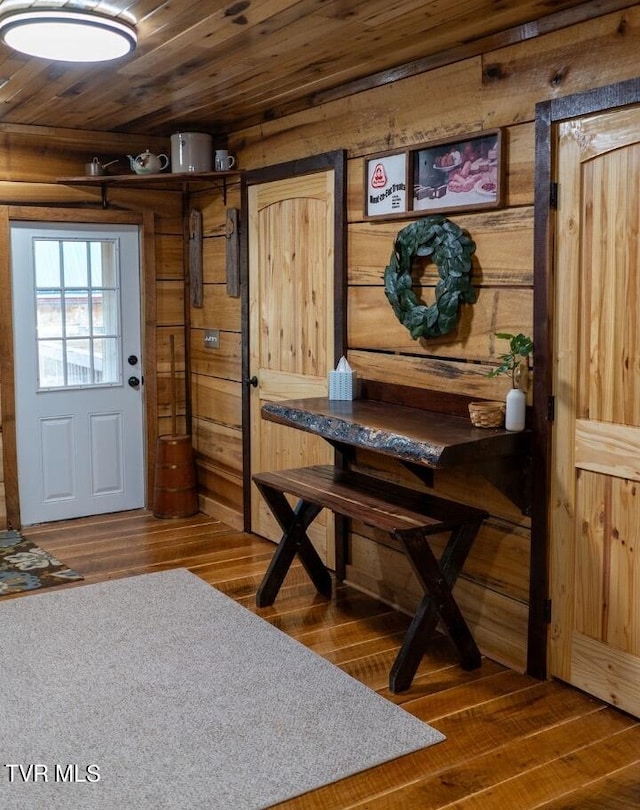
[487,331,534,379]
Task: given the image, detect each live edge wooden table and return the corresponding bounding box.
[253,395,530,693]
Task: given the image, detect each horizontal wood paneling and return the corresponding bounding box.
[352,448,531,522]
[0,182,182,224]
[202,236,227,283]
[196,467,244,529]
[192,375,242,430]
[156,281,185,325]
[154,234,184,280]
[190,330,242,381]
[0,129,168,181]
[348,287,533,360]
[196,186,242,236]
[349,207,534,286]
[455,580,529,670]
[0,181,102,206]
[235,58,484,168]
[157,374,186,417]
[192,418,242,478]
[347,348,517,400]
[158,415,188,436]
[480,8,640,128]
[505,123,536,207]
[156,328,186,373]
[190,283,241,332]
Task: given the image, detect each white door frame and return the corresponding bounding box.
[0,207,158,529]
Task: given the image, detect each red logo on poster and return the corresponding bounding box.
[371,163,387,189]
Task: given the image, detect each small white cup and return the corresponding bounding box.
[214,150,235,171]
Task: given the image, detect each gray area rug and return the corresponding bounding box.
[0,568,444,809]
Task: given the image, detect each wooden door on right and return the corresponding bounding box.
[550,104,640,717]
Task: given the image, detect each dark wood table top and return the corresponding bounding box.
[261,397,528,469]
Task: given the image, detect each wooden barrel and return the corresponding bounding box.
[152,435,199,518]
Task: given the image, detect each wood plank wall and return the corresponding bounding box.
[0,126,181,526]
[191,6,640,671]
[189,183,244,530]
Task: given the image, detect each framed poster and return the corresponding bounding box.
[363,129,503,220]
[411,130,502,214]
[364,151,408,219]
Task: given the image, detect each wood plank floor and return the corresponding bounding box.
[14,510,640,809]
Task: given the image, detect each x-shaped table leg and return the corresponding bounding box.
[255,483,332,607]
[389,519,483,692]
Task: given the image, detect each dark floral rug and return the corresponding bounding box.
[0,530,83,596]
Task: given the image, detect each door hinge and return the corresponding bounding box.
[544,598,552,623]
[547,395,555,422]
[550,181,558,209]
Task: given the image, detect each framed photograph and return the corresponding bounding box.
[363,129,503,220]
[364,150,408,219]
[411,129,503,214]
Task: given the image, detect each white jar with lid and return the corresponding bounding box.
[170,132,212,173]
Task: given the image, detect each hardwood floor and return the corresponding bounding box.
[17,510,640,809]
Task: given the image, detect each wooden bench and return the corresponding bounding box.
[253,464,488,692]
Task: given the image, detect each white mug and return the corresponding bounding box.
[215,150,235,171]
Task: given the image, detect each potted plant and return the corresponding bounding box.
[488,332,533,431]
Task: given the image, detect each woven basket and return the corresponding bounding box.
[468,400,505,428]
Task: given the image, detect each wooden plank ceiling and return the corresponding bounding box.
[0,0,634,136]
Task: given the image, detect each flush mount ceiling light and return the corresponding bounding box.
[0,8,137,62]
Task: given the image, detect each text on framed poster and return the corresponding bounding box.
[364,129,503,220]
[365,152,408,217]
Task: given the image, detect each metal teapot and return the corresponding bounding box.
[85,157,119,176]
[127,149,169,175]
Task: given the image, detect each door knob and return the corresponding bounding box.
[247,375,258,388]
[128,376,140,387]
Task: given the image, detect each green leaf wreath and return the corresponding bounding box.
[383,215,478,339]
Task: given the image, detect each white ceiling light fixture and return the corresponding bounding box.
[0,8,137,62]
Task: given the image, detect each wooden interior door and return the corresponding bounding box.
[550,105,640,717]
[248,171,336,564]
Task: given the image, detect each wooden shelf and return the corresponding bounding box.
[57,170,242,206]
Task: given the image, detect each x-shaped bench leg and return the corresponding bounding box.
[254,483,331,607]
[389,519,483,692]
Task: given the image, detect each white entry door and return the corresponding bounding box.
[10,222,145,525]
